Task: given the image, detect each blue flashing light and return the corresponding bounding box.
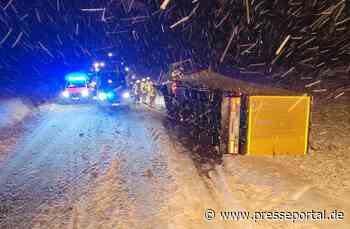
[68,76,86,82]
[65,72,88,82]
[107,92,114,99]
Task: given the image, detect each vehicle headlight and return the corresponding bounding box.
[122,92,130,99]
[81,89,89,97]
[62,91,70,98]
[98,92,107,101]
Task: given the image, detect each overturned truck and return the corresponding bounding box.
[160,69,311,156]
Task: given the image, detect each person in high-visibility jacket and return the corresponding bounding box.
[140,78,147,103]
[133,80,141,103]
[147,80,156,107]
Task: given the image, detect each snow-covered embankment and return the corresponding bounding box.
[0,98,34,129]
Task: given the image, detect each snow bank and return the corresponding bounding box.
[154,94,166,110]
[0,98,33,129]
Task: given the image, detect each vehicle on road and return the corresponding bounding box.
[96,72,132,107]
[60,72,91,103]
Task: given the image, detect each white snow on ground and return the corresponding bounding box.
[0,98,32,129]
[1,95,349,228]
[154,94,166,110]
[0,98,35,161]
[29,100,350,229]
[218,96,350,228]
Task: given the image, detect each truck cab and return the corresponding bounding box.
[96,72,131,107]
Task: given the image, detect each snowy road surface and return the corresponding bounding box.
[0,104,230,229]
[0,103,349,229]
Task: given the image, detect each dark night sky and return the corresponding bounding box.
[0,1,174,83]
[0,0,349,96]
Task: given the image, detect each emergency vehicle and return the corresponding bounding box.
[61,72,91,102]
[96,72,131,107]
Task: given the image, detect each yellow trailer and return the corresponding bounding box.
[177,70,312,156]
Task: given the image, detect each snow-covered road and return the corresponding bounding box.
[0,102,349,229]
[0,104,231,228]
